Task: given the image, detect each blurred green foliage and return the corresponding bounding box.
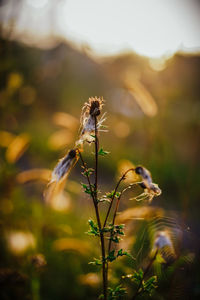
[0,33,200,299]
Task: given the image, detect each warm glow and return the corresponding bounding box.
[2,0,200,58]
[56,0,200,58]
[6,231,36,255]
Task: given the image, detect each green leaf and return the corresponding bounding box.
[131,269,144,284]
[87,219,99,236]
[110,236,120,243]
[115,192,121,198]
[117,249,123,256]
[107,285,127,299]
[117,249,133,259]
[98,147,109,156]
[89,258,102,266]
[81,183,93,195]
[101,227,112,233]
[82,168,94,177]
[115,224,124,229]
[143,276,157,294]
[107,250,116,262]
[105,191,115,199]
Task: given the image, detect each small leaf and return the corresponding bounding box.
[81,183,93,195]
[107,250,116,262]
[101,227,112,233]
[105,191,115,199]
[82,168,94,177]
[143,276,157,294]
[131,269,144,284]
[115,192,121,198]
[110,236,120,243]
[98,147,109,156]
[107,285,127,299]
[87,219,99,236]
[117,249,123,256]
[117,249,133,259]
[115,224,124,229]
[89,258,102,266]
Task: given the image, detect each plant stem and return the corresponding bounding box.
[108,181,139,254]
[78,149,94,199]
[94,116,107,300]
[103,168,135,229]
[78,146,107,299]
[103,169,136,290]
[107,193,123,254]
[132,249,158,300]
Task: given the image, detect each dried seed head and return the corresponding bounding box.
[44,149,79,204]
[78,97,106,144]
[88,97,103,116]
[68,149,77,158]
[139,182,147,189]
[149,183,162,196]
[135,166,152,189]
[81,97,103,119]
[50,149,77,183]
[89,99,100,116]
[152,230,176,263]
[154,231,173,249]
[139,181,161,196]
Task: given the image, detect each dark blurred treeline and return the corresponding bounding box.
[0,35,200,299]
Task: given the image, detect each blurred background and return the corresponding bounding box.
[0,0,200,299]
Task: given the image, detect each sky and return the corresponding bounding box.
[1,0,200,58]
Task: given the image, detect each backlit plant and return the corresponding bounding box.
[45,97,162,299]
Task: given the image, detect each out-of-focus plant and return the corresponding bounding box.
[45,97,162,299]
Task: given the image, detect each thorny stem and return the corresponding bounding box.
[132,249,158,300]
[94,116,107,300]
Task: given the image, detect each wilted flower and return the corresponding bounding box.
[77,97,106,144]
[134,166,162,202]
[133,182,161,203]
[135,166,153,189]
[44,149,78,204]
[50,149,77,183]
[139,181,161,196]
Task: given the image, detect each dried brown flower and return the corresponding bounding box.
[77,97,106,144]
